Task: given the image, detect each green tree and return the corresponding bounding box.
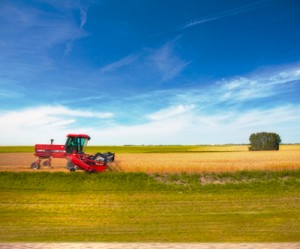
[249,132,281,151]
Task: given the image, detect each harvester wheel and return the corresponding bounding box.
[31,161,40,170]
[43,160,51,167]
[66,161,76,172]
[66,161,75,169]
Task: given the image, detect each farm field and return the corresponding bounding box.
[0,171,299,242]
[0,145,299,173]
[0,145,299,243]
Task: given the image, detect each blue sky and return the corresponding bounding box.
[0,0,300,145]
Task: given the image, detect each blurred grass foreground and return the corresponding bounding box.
[0,170,299,242]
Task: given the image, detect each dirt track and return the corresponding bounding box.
[0,153,68,172]
[0,243,299,249]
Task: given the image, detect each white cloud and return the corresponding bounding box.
[87,64,300,145]
[85,64,300,145]
[265,67,300,85]
[89,104,300,145]
[215,65,300,103]
[148,105,194,121]
[1,104,299,145]
[0,106,113,145]
[1,63,299,145]
[219,77,267,101]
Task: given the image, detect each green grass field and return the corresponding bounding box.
[0,146,34,153]
[1,144,299,154]
[0,145,248,153]
[0,171,299,242]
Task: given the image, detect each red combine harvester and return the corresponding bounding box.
[31,134,114,173]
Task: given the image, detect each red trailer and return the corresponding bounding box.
[31,134,114,173]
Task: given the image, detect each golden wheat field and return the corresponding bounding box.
[115,145,300,173]
[0,145,299,173]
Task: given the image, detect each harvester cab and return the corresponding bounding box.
[65,134,90,155]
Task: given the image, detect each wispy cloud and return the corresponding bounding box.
[0,89,24,99]
[179,0,268,30]
[79,5,88,28]
[0,2,86,48]
[217,77,273,102]
[64,2,90,56]
[94,40,189,88]
[99,54,140,74]
[92,63,300,121]
[91,63,300,144]
[148,105,194,121]
[216,65,300,103]
[1,63,299,145]
[93,64,300,144]
[0,1,88,83]
[259,66,300,86]
[125,64,299,113]
[148,41,190,82]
